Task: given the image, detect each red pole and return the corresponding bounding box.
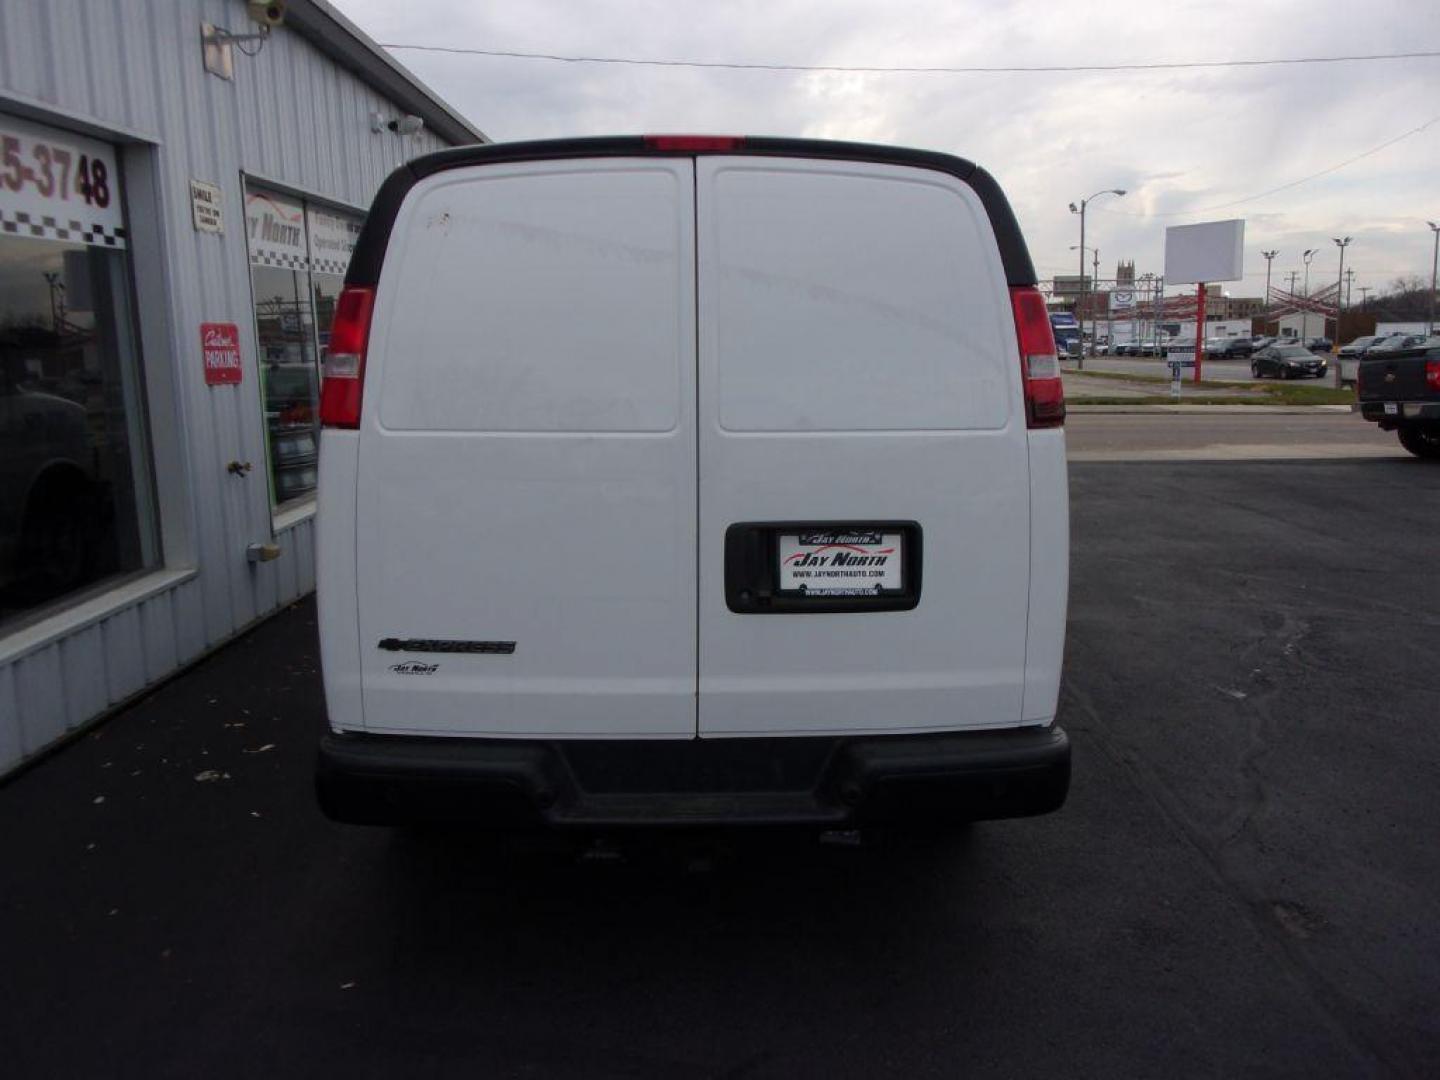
[1194,282,1206,383]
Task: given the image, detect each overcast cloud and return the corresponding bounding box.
[338,0,1440,298]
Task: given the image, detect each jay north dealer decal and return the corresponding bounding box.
[778,531,903,595]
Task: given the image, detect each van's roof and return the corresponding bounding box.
[344,136,1037,289]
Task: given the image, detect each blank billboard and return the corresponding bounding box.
[1164,219,1244,284]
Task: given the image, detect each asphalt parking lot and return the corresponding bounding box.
[1,445,1436,1077]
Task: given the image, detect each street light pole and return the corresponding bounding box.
[1094,247,1103,352]
[1261,249,1278,336]
[1069,187,1126,369]
[1301,249,1317,339]
[1428,221,1440,334]
[1332,237,1351,345]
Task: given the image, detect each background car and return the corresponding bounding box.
[1204,337,1231,359]
[1366,333,1429,357]
[1302,337,1333,353]
[1221,337,1256,358]
[1339,334,1386,359]
[1252,343,1327,379]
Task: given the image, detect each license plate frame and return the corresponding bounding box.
[777,530,904,596]
[724,521,922,614]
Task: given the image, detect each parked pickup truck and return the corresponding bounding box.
[1356,344,1440,459]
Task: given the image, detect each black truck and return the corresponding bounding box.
[1356,342,1440,459]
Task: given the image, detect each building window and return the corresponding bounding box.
[0,113,159,629]
[243,184,362,509]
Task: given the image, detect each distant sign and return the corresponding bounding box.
[1112,289,1135,310]
[190,179,224,233]
[1165,219,1245,284]
[201,322,243,385]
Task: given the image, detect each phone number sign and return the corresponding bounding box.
[0,113,125,248]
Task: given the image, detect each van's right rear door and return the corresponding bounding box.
[695,156,1033,737]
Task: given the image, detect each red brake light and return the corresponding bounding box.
[1010,286,1065,429]
[1427,359,1440,391]
[319,285,375,429]
[643,135,744,151]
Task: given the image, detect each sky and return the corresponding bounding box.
[337,0,1440,300]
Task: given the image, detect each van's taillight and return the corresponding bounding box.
[319,285,375,429]
[643,135,743,151]
[1427,359,1440,390]
[1010,286,1065,429]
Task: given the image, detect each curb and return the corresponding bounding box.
[1068,404,1355,414]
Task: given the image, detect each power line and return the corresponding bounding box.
[1095,114,1440,219]
[379,43,1440,75]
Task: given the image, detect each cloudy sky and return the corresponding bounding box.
[338,0,1440,299]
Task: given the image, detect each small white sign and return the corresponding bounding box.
[190,179,224,233]
[1112,289,1135,310]
[778,531,902,595]
[0,113,125,247]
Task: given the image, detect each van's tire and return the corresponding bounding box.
[1397,425,1440,460]
[1251,362,1260,378]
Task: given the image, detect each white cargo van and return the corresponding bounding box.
[314,136,1070,829]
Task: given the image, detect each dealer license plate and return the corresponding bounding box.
[1384,403,1399,415]
[777,531,903,596]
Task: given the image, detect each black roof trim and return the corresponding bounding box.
[345,136,1037,287]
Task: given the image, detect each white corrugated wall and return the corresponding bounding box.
[0,0,463,772]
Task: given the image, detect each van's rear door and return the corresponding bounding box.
[354,159,697,738]
[695,156,1031,736]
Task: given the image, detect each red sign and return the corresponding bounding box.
[201,322,243,385]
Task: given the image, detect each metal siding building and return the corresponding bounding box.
[0,0,485,773]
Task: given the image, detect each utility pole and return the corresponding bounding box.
[1093,247,1101,353]
[1069,187,1126,368]
[1284,271,1299,336]
[1332,237,1351,344]
[1428,221,1440,335]
[1153,275,1164,352]
[1345,267,1355,309]
[1359,286,1372,311]
[1261,249,1278,309]
[1301,249,1317,339]
[42,271,64,333]
[1138,271,1154,349]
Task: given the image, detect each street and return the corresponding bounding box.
[0,419,1436,1078]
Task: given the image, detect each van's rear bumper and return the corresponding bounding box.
[315,726,1070,828]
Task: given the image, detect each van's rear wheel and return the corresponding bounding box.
[1397,425,1440,460]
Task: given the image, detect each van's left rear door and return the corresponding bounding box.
[354,158,698,738]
